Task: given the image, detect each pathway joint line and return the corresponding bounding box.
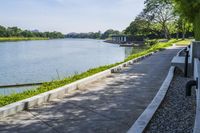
[26,110,61,133]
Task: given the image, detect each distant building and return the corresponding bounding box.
[111,35,127,43]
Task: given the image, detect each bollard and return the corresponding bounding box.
[184,49,189,77]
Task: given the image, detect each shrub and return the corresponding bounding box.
[144,39,158,46]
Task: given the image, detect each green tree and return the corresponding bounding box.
[0,25,64,39]
[125,14,151,37]
[144,0,175,39]
[101,29,120,39]
[7,27,22,37]
[175,17,193,39]
[0,25,6,37]
[124,12,164,40]
[21,30,35,37]
[173,0,200,40]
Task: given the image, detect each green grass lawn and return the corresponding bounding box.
[0,39,183,107]
[175,39,192,46]
[0,37,48,42]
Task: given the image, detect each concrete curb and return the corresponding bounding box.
[127,66,175,133]
[0,51,157,119]
[193,59,200,133]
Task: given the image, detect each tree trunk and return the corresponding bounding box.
[163,26,169,39]
[165,28,170,39]
[182,33,185,40]
[182,21,186,40]
[194,12,200,41]
[164,30,168,39]
[176,32,179,40]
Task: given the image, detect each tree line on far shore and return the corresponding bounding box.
[0,25,121,40]
[65,29,120,39]
[0,25,64,39]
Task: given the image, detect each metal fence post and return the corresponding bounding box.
[184,49,189,77]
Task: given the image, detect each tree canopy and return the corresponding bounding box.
[144,0,175,39]
[173,0,200,40]
[173,0,200,22]
[124,0,194,41]
[100,29,120,39]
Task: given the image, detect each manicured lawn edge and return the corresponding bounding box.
[0,39,181,107]
[174,39,192,46]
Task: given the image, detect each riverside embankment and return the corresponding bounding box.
[0,46,181,133]
[0,39,135,95]
[0,39,180,107]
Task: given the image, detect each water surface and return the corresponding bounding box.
[0,39,135,95]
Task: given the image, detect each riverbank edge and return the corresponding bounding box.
[0,37,49,42]
[0,52,155,118]
[0,39,182,118]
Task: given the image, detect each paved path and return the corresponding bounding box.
[0,47,181,133]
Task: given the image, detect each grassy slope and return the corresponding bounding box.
[175,39,192,46]
[0,37,48,42]
[0,39,182,107]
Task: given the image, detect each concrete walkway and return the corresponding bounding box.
[0,47,181,133]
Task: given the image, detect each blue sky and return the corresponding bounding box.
[0,0,145,33]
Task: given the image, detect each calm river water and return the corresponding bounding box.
[0,39,135,95]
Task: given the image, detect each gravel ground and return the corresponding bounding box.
[145,69,196,133]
